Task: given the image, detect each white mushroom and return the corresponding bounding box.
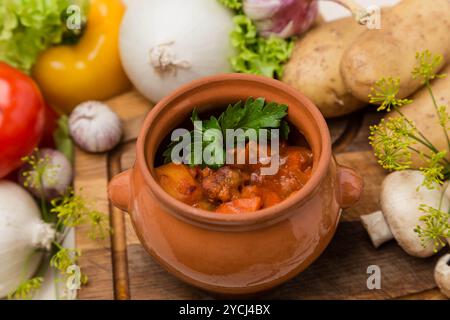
[69,101,122,153]
[435,254,450,298]
[361,170,449,258]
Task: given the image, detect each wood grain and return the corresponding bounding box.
[75,91,446,300]
[74,151,110,251]
[108,151,131,300]
[74,150,113,299]
[75,92,151,299]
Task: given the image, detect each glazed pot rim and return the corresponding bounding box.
[136,73,332,226]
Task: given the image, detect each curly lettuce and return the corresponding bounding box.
[219,0,294,79]
[0,0,83,73]
[218,0,243,11]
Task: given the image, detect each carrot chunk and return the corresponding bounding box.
[215,197,262,214]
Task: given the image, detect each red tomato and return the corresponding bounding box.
[0,62,45,178]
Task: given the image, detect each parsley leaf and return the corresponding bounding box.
[218,101,245,130]
[163,97,290,168]
[218,98,288,132]
[280,120,290,140]
[237,98,288,129]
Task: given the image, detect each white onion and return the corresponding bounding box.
[0,181,55,298]
[119,0,235,103]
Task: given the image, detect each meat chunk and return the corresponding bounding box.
[201,167,244,202]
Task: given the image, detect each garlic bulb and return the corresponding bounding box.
[69,101,122,153]
[0,181,55,298]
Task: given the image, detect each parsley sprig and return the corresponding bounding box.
[163,97,289,169]
[369,50,450,251]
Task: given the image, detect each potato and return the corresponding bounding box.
[155,163,203,204]
[341,0,450,103]
[283,17,366,118]
[382,64,450,168]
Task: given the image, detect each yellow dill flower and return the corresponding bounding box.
[414,204,450,252]
[368,77,412,112]
[412,50,447,84]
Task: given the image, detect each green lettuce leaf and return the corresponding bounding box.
[219,1,294,79]
[218,0,243,11]
[0,0,83,73]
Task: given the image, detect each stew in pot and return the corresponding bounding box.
[154,97,313,214]
[156,141,313,214]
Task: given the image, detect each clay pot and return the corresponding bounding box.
[108,74,363,296]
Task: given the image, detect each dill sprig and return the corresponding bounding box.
[369,118,414,171]
[21,150,58,191]
[50,245,87,285]
[50,244,88,299]
[21,149,57,221]
[50,246,81,273]
[414,204,450,252]
[51,189,109,240]
[413,50,450,151]
[9,147,109,300]
[369,50,450,250]
[7,277,44,300]
[438,105,450,129]
[412,50,446,84]
[419,151,448,189]
[369,77,413,112]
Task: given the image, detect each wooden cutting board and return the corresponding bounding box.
[74,91,447,300]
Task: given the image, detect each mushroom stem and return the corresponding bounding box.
[325,0,376,25]
[360,211,394,248]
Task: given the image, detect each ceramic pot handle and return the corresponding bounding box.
[336,165,363,209]
[108,169,131,212]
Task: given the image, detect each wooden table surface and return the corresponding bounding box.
[74,91,447,300]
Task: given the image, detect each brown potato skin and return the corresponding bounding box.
[383,64,450,168]
[283,17,366,118]
[341,0,450,103]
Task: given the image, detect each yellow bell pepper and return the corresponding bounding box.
[32,0,131,114]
